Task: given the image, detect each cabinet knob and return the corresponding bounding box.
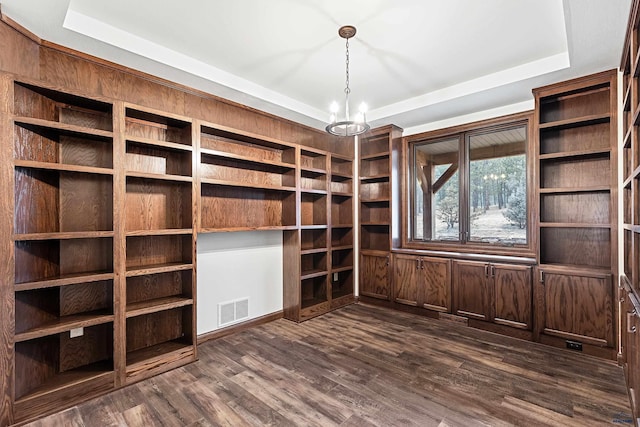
[628,310,637,334]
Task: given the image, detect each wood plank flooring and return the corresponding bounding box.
[25,304,632,426]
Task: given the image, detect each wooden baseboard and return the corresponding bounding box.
[197,311,283,345]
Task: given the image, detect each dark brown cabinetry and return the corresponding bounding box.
[358,125,402,305]
[359,253,390,300]
[533,70,617,358]
[453,260,531,330]
[393,254,451,313]
[535,266,613,348]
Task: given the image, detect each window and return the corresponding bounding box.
[410,121,528,247]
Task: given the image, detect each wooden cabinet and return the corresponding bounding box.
[535,266,613,348]
[620,279,640,421]
[359,125,402,305]
[360,253,390,300]
[393,254,451,313]
[453,260,531,330]
[533,70,617,356]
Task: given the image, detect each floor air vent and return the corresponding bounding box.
[219,298,249,327]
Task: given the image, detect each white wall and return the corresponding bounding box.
[196,231,283,335]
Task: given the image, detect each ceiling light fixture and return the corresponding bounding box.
[326,25,370,137]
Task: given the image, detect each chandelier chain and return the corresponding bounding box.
[344,38,350,95]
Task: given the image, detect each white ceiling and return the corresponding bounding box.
[1,0,632,135]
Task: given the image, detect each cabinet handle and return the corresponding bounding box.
[484,264,489,277]
[490,265,495,277]
[539,271,544,283]
[416,258,420,270]
[420,259,425,270]
[386,256,390,266]
[628,311,637,334]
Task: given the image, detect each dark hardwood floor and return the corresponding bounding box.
[24,304,632,426]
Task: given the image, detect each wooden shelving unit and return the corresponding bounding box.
[359,125,402,301]
[122,105,196,382]
[532,70,617,358]
[620,2,640,420]
[11,80,117,421]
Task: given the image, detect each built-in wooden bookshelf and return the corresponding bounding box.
[532,70,617,358]
[359,126,402,301]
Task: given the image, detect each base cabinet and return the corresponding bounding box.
[535,266,613,347]
[392,254,451,312]
[453,260,532,330]
[621,281,640,421]
[360,253,390,300]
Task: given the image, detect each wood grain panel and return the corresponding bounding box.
[331,195,353,226]
[360,157,389,177]
[59,280,113,317]
[360,225,389,252]
[540,122,610,154]
[540,155,610,188]
[359,253,389,300]
[539,86,609,123]
[540,192,610,223]
[542,271,613,346]
[282,230,301,321]
[59,323,113,372]
[422,257,451,313]
[540,228,611,268]
[359,180,389,200]
[14,337,59,400]
[0,20,39,78]
[126,144,191,177]
[14,167,59,234]
[360,201,390,223]
[393,254,418,306]
[59,173,113,232]
[0,74,13,427]
[126,271,191,306]
[453,260,490,320]
[59,238,114,277]
[126,308,188,354]
[493,264,531,329]
[125,178,191,231]
[125,235,192,270]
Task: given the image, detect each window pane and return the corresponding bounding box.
[468,126,527,245]
[413,138,459,241]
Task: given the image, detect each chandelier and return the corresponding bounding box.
[326,25,370,137]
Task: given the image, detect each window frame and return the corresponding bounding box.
[403,111,535,257]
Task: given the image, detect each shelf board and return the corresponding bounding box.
[125,228,193,237]
[331,171,353,180]
[200,178,296,192]
[300,188,328,195]
[126,170,193,182]
[14,361,113,405]
[361,197,390,203]
[126,296,193,318]
[360,249,390,256]
[330,153,353,161]
[300,269,328,280]
[300,248,328,255]
[331,245,354,252]
[539,148,610,160]
[200,147,295,170]
[300,225,328,230]
[300,297,328,310]
[360,222,390,227]
[14,231,114,241]
[360,174,390,182]
[331,266,354,274]
[331,192,353,199]
[539,222,611,229]
[14,311,114,342]
[126,262,194,277]
[300,166,328,175]
[539,186,610,194]
[538,114,610,130]
[14,116,114,139]
[14,159,114,176]
[15,271,114,292]
[538,263,612,276]
[199,225,298,233]
[360,151,389,160]
[126,339,194,368]
[332,223,354,228]
[126,135,192,152]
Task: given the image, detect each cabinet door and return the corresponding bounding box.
[540,270,613,346]
[359,253,390,300]
[393,254,419,306]
[493,264,531,330]
[452,260,490,320]
[421,257,451,313]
